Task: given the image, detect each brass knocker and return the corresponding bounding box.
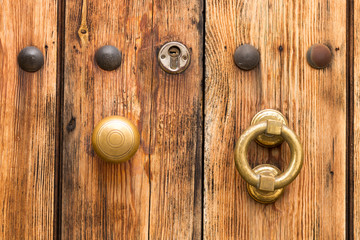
[234,109,303,203]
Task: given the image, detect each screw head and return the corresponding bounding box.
[17,46,44,72]
[95,45,122,71]
[233,44,260,71]
[306,44,332,69]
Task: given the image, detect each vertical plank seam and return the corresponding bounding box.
[201,0,206,239]
[148,0,155,239]
[346,0,354,239]
[54,0,66,239]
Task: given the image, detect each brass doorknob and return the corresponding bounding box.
[91,116,140,163]
[234,109,303,203]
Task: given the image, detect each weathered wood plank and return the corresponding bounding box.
[0,0,58,238]
[61,0,152,239]
[204,1,346,239]
[148,0,203,239]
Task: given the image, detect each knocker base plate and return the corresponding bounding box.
[251,109,288,147]
[247,164,284,204]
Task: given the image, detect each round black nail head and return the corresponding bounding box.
[18,46,44,72]
[306,44,332,69]
[95,45,122,71]
[233,44,260,71]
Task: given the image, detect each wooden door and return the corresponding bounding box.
[0,0,358,239]
[204,0,347,239]
[61,0,203,239]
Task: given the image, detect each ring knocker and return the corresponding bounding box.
[234,109,304,203]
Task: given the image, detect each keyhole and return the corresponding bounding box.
[168,46,180,57]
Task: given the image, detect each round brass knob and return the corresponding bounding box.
[91,116,140,163]
[234,110,303,203]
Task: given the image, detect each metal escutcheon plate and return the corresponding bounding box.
[251,109,288,147]
[158,42,191,74]
[247,164,284,204]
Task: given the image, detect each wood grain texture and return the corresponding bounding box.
[0,0,58,239]
[149,0,203,239]
[204,1,346,239]
[61,0,203,239]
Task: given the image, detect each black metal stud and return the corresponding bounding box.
[306,44,332,69]
[17,46,44,72]
[233,44,260,71]
[95,45,122,71]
